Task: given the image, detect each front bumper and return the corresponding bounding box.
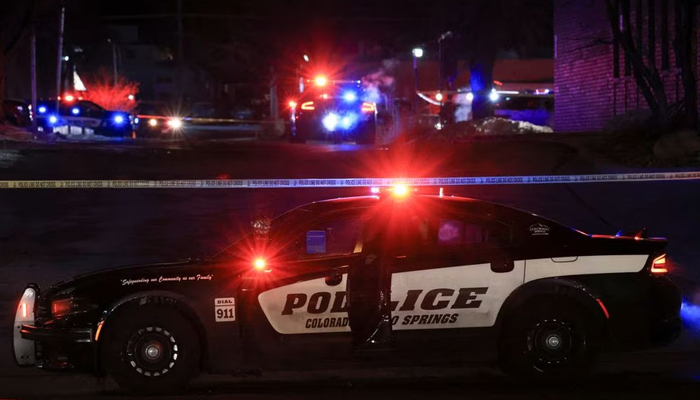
[20,325,92,343]
[13,285,96,371]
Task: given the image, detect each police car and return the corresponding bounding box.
[289,76,377,144]
[13,188,681,394]
[35,97,133,137]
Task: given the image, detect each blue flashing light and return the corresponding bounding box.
[343,91,358,103]
[71,107,80,115]
[681,301,700,331]
[48,115,58,125]
[322,113,340,131]
[341,113,358,130]
[113,114,125,125]
[38,106,47,114]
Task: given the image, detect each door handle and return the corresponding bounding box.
[325,274,342,286]
[491,259,515,273]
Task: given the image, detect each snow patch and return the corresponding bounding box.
[415,117,553,144]
[0,150,21,168]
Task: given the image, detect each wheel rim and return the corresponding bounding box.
[526,318,579,369]
[125,326,178,377]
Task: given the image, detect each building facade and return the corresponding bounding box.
[554,0,699,132]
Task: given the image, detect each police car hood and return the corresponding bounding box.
[44,259,198,297]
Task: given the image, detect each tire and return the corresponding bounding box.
[101,304,201,395]
[498,298,603,378]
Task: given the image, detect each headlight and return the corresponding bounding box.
[51,298,96,317]
[167,118,183,129]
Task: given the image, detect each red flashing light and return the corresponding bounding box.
[315,76,327,86]
[301,101,315,110]
[63,94,75,102]
[254,258,267,270]
[393,184,409,197]
[651,254,668,274]
[289,101,297,109]
[361,102,376,113]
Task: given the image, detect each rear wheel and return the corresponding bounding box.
[101,304,200,395]
[499,299,602,378]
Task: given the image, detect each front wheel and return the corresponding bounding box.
[499,299,603,378]
[101,304,201,395]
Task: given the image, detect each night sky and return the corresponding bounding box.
[59,0,552,81]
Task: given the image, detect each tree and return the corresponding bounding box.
[674,0,699,128]
[604,0,670,127]
[0,1,35,123]
[81,67,139,112]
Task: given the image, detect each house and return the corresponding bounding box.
[554,0,698,132]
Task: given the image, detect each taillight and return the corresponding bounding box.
[651,254,668,274]
[301,101,315,110]
[361,102,376,113]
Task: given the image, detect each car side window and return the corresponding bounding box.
[284,217,364,260]
[437,217,511,247]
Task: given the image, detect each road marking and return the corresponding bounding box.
[1,171,700,189]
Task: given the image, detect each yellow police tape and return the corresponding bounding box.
[1,171,700,189]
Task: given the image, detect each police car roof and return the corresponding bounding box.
[303,194,503,213]
[301,194,553,225]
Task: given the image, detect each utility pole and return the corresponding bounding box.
[30,23,38,135]
[110,39,118,86]
[55,2,66,112]
[437,31,452,126]
[176,0,184,103]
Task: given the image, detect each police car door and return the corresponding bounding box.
[388,209,524,354]
[240,211,365,366]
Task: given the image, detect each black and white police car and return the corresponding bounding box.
[13,188,681,394]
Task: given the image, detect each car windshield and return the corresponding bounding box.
[4,0,700,398]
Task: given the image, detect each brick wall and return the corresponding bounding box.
[554,0,697,132]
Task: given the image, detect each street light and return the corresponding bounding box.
[412,47,424,114]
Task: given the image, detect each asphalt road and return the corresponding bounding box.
[2,139,700,399]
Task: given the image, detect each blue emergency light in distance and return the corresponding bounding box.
[343,91,357,103]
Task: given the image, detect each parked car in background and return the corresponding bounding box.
[3,99,31,127]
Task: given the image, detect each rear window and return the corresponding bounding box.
[437,218,511,246]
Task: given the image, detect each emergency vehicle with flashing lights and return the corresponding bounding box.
[134,102,185,137]
[289,76,377,144]
[13,187,681,394]
[35,97,133,137]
